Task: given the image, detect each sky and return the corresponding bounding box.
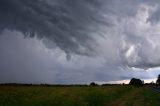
[0,0,160,84]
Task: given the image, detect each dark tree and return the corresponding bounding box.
[156,74,160,85]
[90,82,98,86]
[129,78,143,86]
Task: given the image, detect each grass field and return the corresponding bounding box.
[0,85,160,106]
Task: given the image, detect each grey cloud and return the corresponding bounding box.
[0,31,159,84]
[1,0,160,79]
[0,0,112,57]
[0,30,134,84]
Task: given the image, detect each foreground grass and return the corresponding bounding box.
[0,85,160,106]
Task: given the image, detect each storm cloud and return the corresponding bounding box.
[1,0,160,83]
[0,0,109,57]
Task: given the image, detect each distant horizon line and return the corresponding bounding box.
[0,78,157,85]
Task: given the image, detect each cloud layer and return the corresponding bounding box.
[0,0,107,57]
[1,30,158,84]
[1,0,160,83]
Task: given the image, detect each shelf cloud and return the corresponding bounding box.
[1,0,160,83]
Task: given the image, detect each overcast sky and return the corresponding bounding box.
[0,0,160,84]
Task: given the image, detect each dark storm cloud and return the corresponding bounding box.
[1,0,160,77]
[0,0,112,58]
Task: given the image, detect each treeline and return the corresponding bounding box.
[0,74,160,87]
[0,83,127,87]
[0,83,129,87]
[0,83,88,87]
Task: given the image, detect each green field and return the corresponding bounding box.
[0,85,160,106]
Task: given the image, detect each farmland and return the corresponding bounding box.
[0,85,160,106]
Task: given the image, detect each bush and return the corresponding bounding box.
[90,82,98,87]
[129,78,143,87]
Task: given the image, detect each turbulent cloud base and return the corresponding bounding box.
[0,0,160,83]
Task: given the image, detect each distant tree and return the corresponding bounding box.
[156,74,160,85]
[150,81,155,85]
[129,78,143,86]
[90,82,98,86]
